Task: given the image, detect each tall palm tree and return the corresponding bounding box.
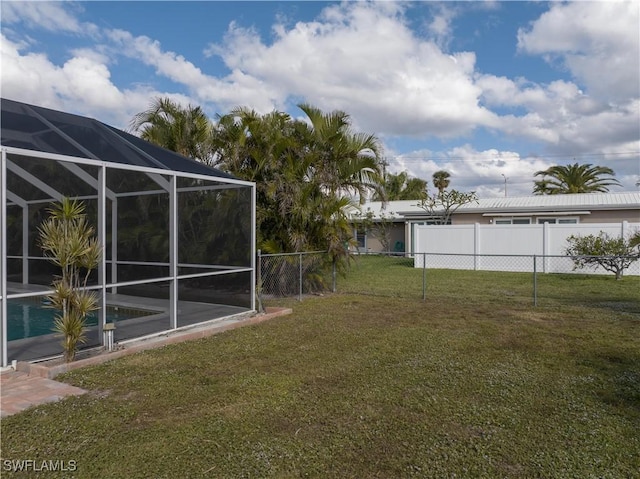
[432,170,451,197]
[129,97,213,163]
[133,100,385,268]
[533,163,621,195]
[210,103,384,258]
[297,103,384,202]
[372,171,427,201]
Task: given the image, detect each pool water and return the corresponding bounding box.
[7,297,153,341]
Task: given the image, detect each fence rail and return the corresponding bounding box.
[257,251,640,309]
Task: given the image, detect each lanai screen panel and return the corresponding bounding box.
[106,167,171,284]
[177,177,253,272]
[5,153,100,287]
[177,177,253,314]
[5,203,22,284]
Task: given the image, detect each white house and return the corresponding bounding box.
[352,192,640,254]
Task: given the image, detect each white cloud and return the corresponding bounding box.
[207,1,495,138]
[106,29,280,113]
[1,1,98,36]
[1,0,637,193]
[425,3,457,50]
[390,145,553,198]
[517,0,640,104]
[1,34,163,129]
[477,72,639,157]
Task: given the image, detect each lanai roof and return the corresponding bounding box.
[1,98,235,179]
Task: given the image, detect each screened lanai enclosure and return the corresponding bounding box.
[0,99,256,367]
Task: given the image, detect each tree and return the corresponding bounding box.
[132,99,385,292]
[417,189,478,225]
[354,207,397,252]
[210,104,384,258]
[533,163,621,195]
[432,170,451,197]
[129,97,213,163]
[565,231,640,280]
[297,103,384,202]
[371,171,427,201]
[38,198,101,362]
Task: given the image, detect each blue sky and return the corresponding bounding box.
[2,1,639,197]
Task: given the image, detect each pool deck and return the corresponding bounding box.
[1,306,292,417]
[7,289,251,362]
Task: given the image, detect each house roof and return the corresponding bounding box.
[1,98,236,179]
[355,192,640,220]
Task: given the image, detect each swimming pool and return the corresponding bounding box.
[7,297,157,341]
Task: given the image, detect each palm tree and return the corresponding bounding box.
[297,103,384,202]
[211,104,384,256]
[372,171,427,201]
[133,99,385,279]
[129,97,213,163]
[432,170,451,197]
[533,163,621,195]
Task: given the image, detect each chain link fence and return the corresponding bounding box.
[257,251,336,308]
[257,251,640,311]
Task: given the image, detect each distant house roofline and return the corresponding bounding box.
[352,192,640,220]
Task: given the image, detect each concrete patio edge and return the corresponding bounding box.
[14,307,292,379]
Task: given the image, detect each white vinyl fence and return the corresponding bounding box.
[414,222,640,276]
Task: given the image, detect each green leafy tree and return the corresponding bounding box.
[432,170,451,198]
[38,198,101,362]
[211,104,383,257]
[565,231,640,280]
[298,103,384,202]
[132,99,384,292]
[129,97,214,163]
[372,171,427,201]
[533,163,621,195]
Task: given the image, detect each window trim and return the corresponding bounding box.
[494,217,531,225]
[536,217,579,224]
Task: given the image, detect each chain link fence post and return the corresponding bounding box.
[533,254,538,307]
[299,252,303,302]
[422,252,427,301]
[256,249,263,312]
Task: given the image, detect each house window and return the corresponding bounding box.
[355,227,366,250]
[494,218,531,225]
[537,217,579,224]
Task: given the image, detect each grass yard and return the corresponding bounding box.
[338,254,640,311]
[1,257,639,478]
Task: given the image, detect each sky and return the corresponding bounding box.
[1,0,639,198]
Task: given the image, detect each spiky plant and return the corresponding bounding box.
[38,198,101,362]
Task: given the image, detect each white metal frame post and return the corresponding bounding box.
[169,175,178,329]
[1,149,7,367]
[98,164,107,342]
[251,183,256,312]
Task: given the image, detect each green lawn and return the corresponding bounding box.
[338,254,640,311]
[2,258,639,478]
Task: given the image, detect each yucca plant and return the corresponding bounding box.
[38,198,101,362]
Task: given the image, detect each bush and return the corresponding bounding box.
[565,231,640,280]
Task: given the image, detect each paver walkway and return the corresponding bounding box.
[1,370,86,417]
